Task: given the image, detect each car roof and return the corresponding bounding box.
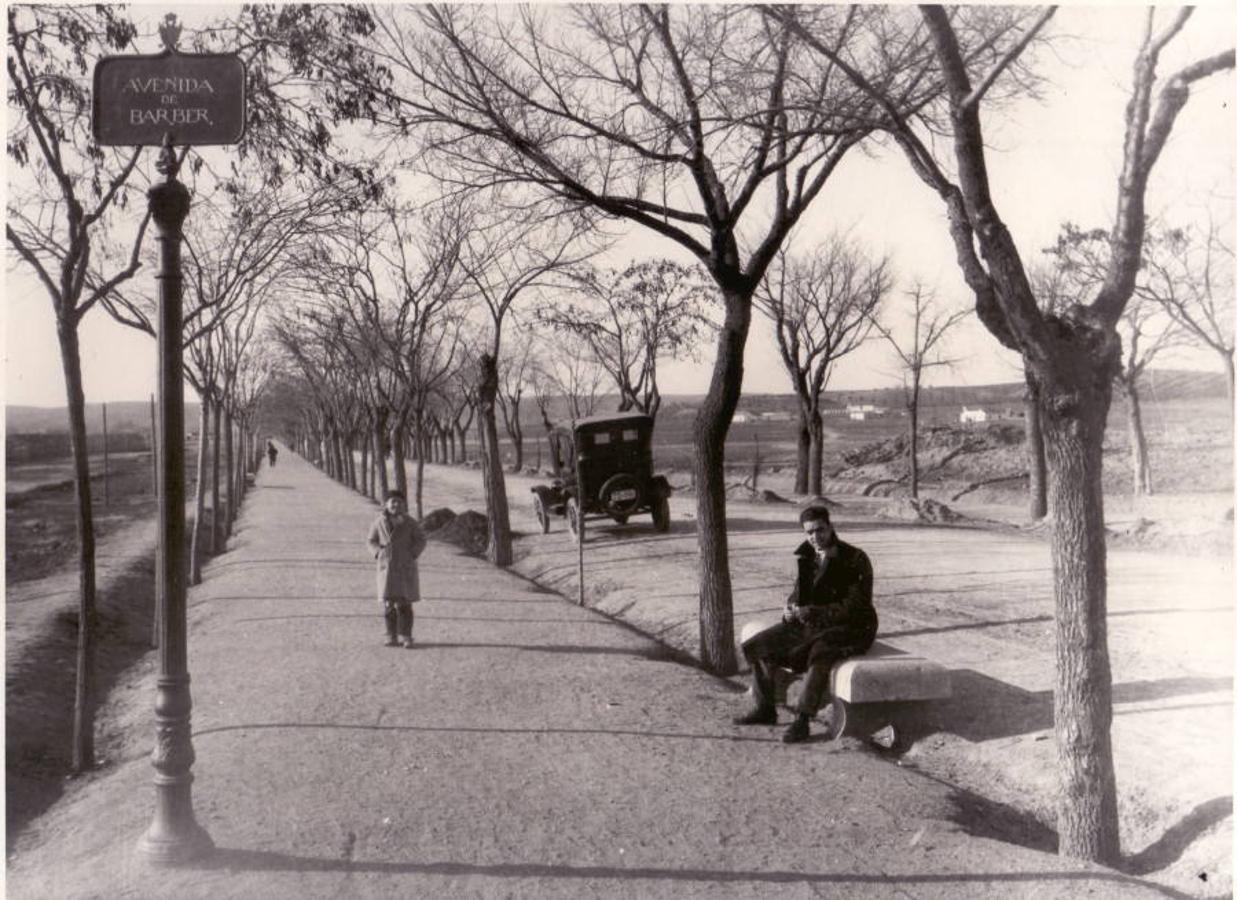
[572,410,653,431]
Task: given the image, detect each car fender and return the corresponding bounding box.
[649,475,672,500]
[531,484,563,506]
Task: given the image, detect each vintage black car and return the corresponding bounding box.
[530,411,671,540]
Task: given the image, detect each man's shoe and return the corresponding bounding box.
[384,637,400,647]
[733,707,777,726]
[782,717,811,744]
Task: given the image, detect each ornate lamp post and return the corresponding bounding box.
[135,133,214,864]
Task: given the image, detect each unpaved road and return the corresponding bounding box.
[410,461,1234,897]
[8,448,1183,900]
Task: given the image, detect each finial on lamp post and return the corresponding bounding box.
[159,14,182,54]
[155,133,179,180]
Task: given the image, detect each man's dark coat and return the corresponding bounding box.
[780,538,877,671]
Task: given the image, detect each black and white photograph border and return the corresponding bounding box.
[5,3,1234,898]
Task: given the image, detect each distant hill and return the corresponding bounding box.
[6,401,201,435]
[663,368,1228,416]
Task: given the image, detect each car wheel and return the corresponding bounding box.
[598,473,641,517]
[652,494,670,532]
[611,514,628,525]
[566,496,584,543]
[533,494,551,534]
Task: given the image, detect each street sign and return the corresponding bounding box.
[93,52,246,146]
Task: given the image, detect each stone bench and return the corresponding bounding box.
[739,622,952,745]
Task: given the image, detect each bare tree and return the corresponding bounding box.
[455,202,596,566]
[778,4,1234,862]
[536,260,714,420]
[756,236,891,495]
[1041,224,1184,495]
[442,351,479,464]
[6,5,149,773]
[497,337,532,473]
[1136,216,1234,407]
[528,332,609,428]
[870,286,968,499]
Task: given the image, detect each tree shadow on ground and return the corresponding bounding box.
[881,605,1234,640]
[944,784,1058,855]
[931,671,1232,743]
[196,847,1185,895]
[1121,796,1233,876]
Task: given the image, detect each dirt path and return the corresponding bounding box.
[411,461,1234,898]
[6,449,1184,899]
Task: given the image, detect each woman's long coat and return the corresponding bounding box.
[367,512,427,602]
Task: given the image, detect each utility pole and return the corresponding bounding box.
[101,402,109,506]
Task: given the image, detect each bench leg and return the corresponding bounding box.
[822,699,904,747]
[822,698,850,740]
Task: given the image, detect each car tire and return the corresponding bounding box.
[533,494,551,534]
[598,473,641,517]
[652,494,670,532]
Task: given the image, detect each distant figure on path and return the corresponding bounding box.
[367,490,427,649]
[267,440,278,467]
[733,505,877,743]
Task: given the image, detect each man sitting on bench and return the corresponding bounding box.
[734,504,878,743]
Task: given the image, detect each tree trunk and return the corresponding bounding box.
[373,422,389,498]
[360,437,370,498]
[412,413,426,519]
[416,452,427,521]
[510,409,524,472]
[189,399,209,586]
[1224,351,1235,415]
[456,425,468,463]
[1123,380,1152,496]
[333,431,346,483]
[234,421,244,511]
[58,320,97,773]
[807,411,825,497]
[1025,376,1048,521]
[794,410,810,495]
[224,407,235,537]
[908,394,920,500]
[478,353,513,566]
[210,398,222,553]
[691,288,749,676]
[1039,374,1120,865]
[101,403,109,507]
[392,422,409,498]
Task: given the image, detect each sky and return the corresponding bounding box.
[4,3,1234,408]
